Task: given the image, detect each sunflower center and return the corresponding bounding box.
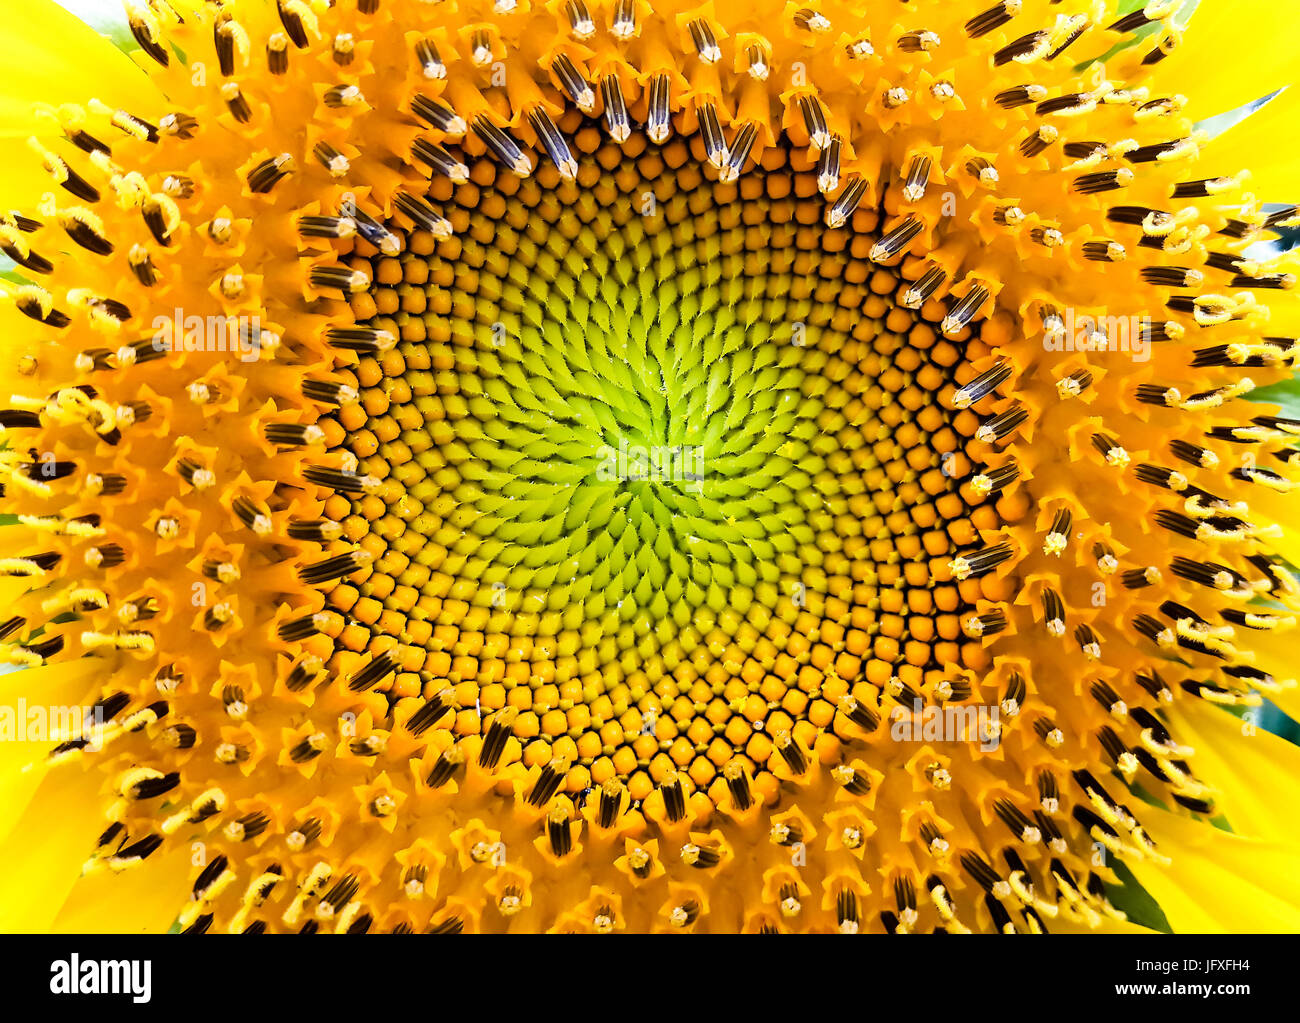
[330,119,993,794]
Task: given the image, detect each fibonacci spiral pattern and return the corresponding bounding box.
[2,0,1300,934]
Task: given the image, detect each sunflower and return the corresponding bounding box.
[1,0,1298,936]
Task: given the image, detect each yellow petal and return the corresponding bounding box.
[1251,487,1300,569]
[1050,913,1161,935]
[0,138,56,214]
[1132,807,1300,933]
[0,576,33,612]
[0,0,163,211]
[0,0,161,136]
[0,761,110,932]
[51,845,191,934]
[1160,1,1300,119]
[1166,697,1300,845]
[1203,86,1300,203]
[1238,626,1300,722]
[0,659,106,846]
